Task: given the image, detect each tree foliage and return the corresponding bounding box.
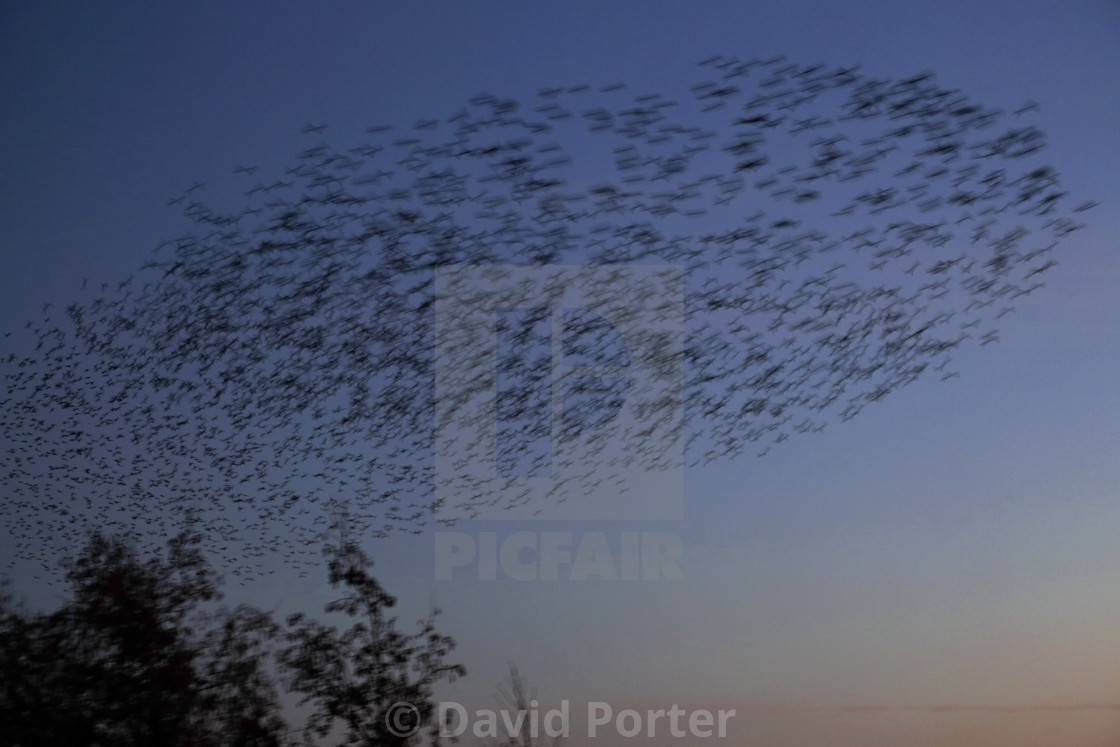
[0,528,462,747]
[0,532,289,745]
[280,517,465,746]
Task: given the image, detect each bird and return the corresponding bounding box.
[1,55,1093,579]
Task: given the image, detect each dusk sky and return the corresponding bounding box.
[3,2,1120,746]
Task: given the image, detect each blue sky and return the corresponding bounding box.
[3,2,1120,745]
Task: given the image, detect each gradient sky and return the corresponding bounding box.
[3,2,1120,745]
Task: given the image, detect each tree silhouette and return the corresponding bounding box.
[0,532,291,746]
[0,526,463,746]
[280,514,465,746]
[490,663,564,747]
[2,55,1094,571]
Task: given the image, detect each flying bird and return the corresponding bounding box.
[2,56,1092,576]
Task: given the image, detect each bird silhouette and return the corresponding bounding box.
[1,55,1094,577]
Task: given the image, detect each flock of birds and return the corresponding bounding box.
[2,55,1094,577]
